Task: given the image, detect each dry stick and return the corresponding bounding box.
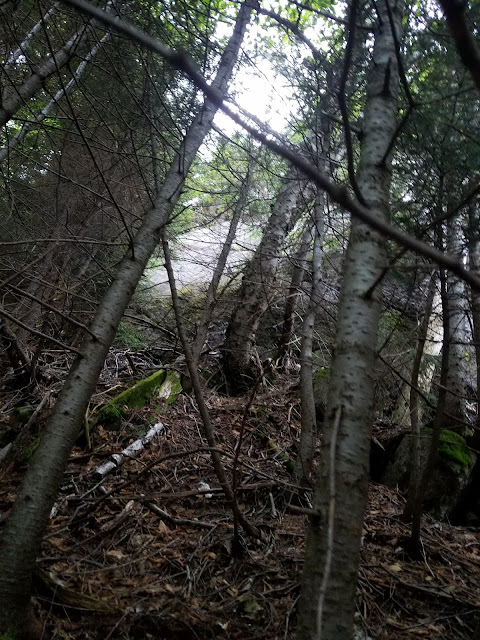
[58,0,480,292]
[162,235,261,540]
[144,501,216,529]
[0,305,82,355]
[316,405,341,636]
[0,245,55,290]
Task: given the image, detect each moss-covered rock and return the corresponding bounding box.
[382,428,476,519]
[95,370,181,430]
[435,428,473,471]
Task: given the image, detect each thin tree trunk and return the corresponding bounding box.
[297,0,403,636]
[162,234,259,540]
[0,16,104,129]
[294,104,331,483]
[223,168,315,393]
[191,153,256,365]
[0,4,253,634]
[410,261,449,550]
[0,32,110,162]
[294,190,325,482]
[443,213,467,431]
[276,222,313,368]
[402,273,437,521]
[3,3,59,71]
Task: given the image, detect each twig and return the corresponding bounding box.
[0,306,82,355]
[144,501,216,529]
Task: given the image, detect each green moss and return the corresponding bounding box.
[158,370,182,405]
[254,405,268,419]
[314,367,328,382]
[95,370,182,429]
[424,428,474,471]
[96,370,166,428]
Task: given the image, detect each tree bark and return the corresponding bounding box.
[294,190,325,482]
[191,153,256,365]
[275,222,312,368]
[402,273,437,521]
[0,3,254,634]
[297,0,403,636]
[442,213,467,431]
[468,204,480,449]
[223,167,315,393]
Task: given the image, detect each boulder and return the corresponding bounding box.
[382,428,476,519]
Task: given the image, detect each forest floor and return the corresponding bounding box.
[1,352,480,640]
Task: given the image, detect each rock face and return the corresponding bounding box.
[382,428,476,519]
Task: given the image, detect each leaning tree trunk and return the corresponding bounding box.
[0,3,253,635]
[297,0,403,637]
[223,167,315,393]
[0,9,110,128]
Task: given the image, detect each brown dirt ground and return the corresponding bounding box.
[1,366,480,639]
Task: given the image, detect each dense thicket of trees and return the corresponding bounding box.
[1,0,480,637]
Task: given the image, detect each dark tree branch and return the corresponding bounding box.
[438,0,480,93]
